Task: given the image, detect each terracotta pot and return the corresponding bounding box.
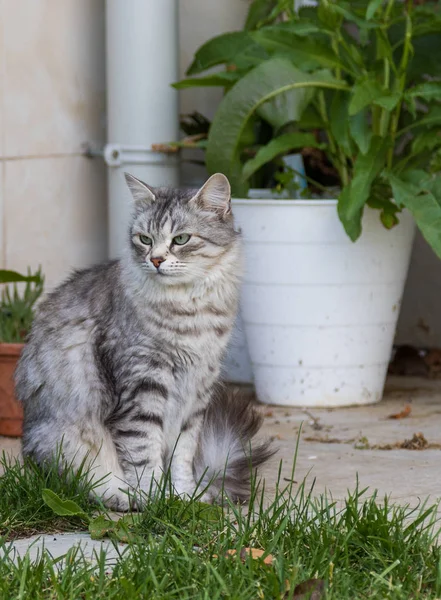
[0,343,24,437]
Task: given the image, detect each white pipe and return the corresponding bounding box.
[105,0,179,258]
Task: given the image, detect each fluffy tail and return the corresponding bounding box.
[194,387,275,503]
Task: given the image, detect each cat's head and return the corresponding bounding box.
[125,172,241,286]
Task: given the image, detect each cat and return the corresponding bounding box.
[15,172,273,510]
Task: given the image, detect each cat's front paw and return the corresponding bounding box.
[172,479,213,504]
[94,478,133,512]
[103,491,132,512]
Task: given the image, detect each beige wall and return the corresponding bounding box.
[0,0,108,289]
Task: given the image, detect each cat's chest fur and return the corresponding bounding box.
[149,293,234,387]
[132,278,236,390]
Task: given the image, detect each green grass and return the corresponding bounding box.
[0,452,441,599]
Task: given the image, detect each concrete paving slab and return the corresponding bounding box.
[0,533,127,566]
[259,376,441,506]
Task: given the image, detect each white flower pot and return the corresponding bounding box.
[232,198,415,407]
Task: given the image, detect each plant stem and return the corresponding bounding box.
[317,91,349,187]
[379,59,391,137]
[331,32,349,187]
[384,0,395,21]
[387,10,412,169]
[289,168,329,192]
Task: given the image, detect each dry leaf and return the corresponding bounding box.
[284,578,325,600]
[387,404,412,420]
[401,431,428,449]
[224,547,273,565]
[264,409,274,418]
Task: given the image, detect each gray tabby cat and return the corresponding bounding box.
[15,172,272,510]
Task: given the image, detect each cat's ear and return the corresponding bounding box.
[124,172,156,205]
[190,173,231,217]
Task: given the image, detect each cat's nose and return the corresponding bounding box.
[150,256,165,269]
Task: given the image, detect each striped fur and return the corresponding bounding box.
[15,173,273,510]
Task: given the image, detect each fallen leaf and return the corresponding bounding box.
[401,431,428,449]
[284,578,325,599]
[42,489,89,521]
[264,409,274,417]
[387,404,412,419]
[371,431,440,450]
[223,547,273,565]
[89,516,115,540]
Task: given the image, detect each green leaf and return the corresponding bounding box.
[263,21,323,37]
[411,130,441,155]
[405,82,441,101]
[337,187,359,238]
[244,0,278,30]
[42,489,89,520]
[186,32,254,75]
[229,44,269,71]
[242,133,320,181]
[333,3,379,30]
[349,110,372,154]
[374,92,401,112]
[206,57,349,195]
[257,85,316,129]
[252,27,348,72]
[338,137,389,240]
[173,72,240,90]
[88,513,143,542]
[317,1,342,30]
[368,183,400,230]
[349,78,383,115]
[0,270,39,284]
[380,211,399,229]
[388,172,441,259]
[366,0,384,20]
[89,516,115,540]
[349,81,401,116]
[398,169,431,188]
[399,106,441,135]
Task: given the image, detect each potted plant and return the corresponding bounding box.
[0,269,44,436]
[170,0,441,406]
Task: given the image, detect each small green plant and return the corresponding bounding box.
[172,0,441,258]
[0,268,44,343]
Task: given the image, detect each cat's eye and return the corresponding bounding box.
[139,234,152,245]
[173,233,191,245]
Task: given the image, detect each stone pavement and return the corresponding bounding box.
[259,376,441,506]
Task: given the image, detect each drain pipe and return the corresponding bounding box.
[105,0,179,258]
